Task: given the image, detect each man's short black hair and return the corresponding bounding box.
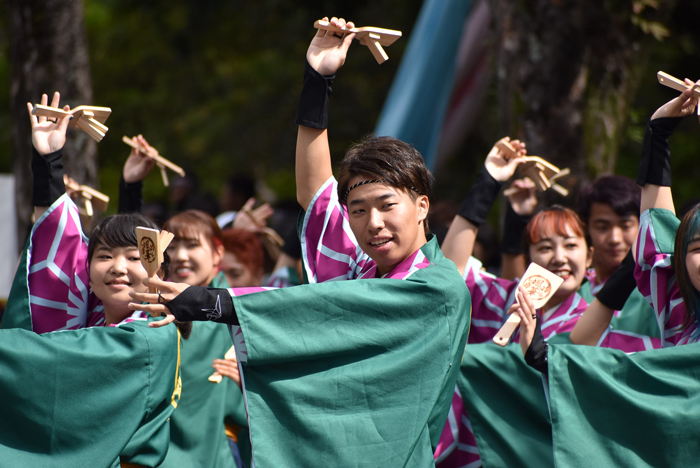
[577,175,641,224]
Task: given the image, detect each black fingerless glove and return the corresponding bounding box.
[457,166,504,227]
[636,117,684,187]
[595,250,637,311]
[524,315,548,375]
[31,146,65,207]
[501,202,531,254]
[295,60,335,129]
[166,287,238,325]
[118,175,143,214]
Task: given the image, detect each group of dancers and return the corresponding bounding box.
[2,15,700,468]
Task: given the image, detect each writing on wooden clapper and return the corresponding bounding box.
[492,263,564,347]
[136,227,175,317]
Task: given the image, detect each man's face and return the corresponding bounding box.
[345,178,428,276]
[588,202,639,277]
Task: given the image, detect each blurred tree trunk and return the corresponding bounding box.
[7,0,96,251]
[491,0,676,188]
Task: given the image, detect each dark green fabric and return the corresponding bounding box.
[579,279,660,339]
[161,272,244,468]
[233,238,470,467]
[1,237,32,331]
[459,343,554,468]
[578,279,594,304]
[610,288,660,338]
[549,343,700,467]
[0,319,180,468]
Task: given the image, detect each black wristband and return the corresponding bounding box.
[295,59,335,129]
[636,117,683,187]
[166,287,238,325]
[524,315,548,375]
[457,166,504,227]
[118,175,143,214]
[595,250,637,311]
[501,202,531,254]
[31,146,65,207]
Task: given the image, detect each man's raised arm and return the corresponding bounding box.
[295,17,355,210]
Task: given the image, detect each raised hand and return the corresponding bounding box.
[128,276,190,328]
[123,134,157,183]
[27,92,72,156]
[307,16,356,75]
[484,138,526,182]
[507,178,538,216]
[651,79,699,120]
[232,198,274,232]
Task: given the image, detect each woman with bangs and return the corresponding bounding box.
[0,92,187,467]
[441,142,592,346]
[157,210,250,468]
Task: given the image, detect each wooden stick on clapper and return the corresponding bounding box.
[492,263,564,347]
[313,20,402,64]
[136,227,175,316]
[122,136,186,187]
[32,105,112,142]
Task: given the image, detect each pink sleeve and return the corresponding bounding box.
[634,209,696,346]
[463,257,518,343]
[26,194,103,333]
[598,328,662,352]
[299,177,371,283]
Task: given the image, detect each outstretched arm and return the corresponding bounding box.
[28,92,72,220]
[442,139,525,274]
[639,82,699,214]
[296,17,356,210]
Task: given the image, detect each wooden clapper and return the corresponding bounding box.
[496,137,571,197]
[208,346,237,384]
[657,71,700,97]
[63,175,110,217]
[122,136,185,187]
[492,262,564,347]
[314,20,402,64]
[32,104,112,142]
[136,227,175,316]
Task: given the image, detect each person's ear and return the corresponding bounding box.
[213,243,225,267]
[416,195,429,223]
[586,246,594,269]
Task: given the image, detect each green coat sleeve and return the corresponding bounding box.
[0,320,180,468]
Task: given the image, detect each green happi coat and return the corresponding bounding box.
[548,343,700,467]
[160,272,248,468]
[0,194,182,467]
[229,238,471,467]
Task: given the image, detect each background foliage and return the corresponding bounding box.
[1,0,700,216]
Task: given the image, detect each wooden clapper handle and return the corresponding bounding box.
[122,136,186,187]
[657,71,700,97]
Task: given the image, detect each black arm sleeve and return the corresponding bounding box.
[524,315,548,375]
[31,146,65,207]
[118,175,144,214]
[595,250,637,311]
[295,60,335,130]
[636,117,684,187]
[501,202,531,254]
[166,287,239,325]
[456,166,504,227]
